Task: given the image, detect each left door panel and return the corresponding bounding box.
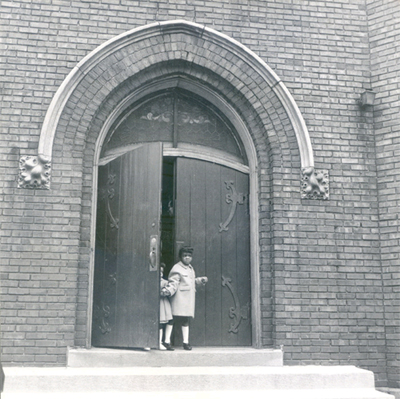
[92,143,163,349]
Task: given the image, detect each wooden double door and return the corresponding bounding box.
[92,143,251,349]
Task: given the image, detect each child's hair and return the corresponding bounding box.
[179,246,194,259]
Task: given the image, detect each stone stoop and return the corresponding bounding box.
[1,348,395,399]
[378,389,400,399]
[1,366,394,399]
[67,347,284,367]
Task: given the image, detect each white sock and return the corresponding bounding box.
[164,324,173,344]
[182,325,189,344]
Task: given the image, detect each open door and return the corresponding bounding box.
[92,143,162,349]
[174,158,251,346]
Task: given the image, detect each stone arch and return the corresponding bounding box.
[38,19,314,169]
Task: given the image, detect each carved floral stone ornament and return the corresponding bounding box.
[18,155,51,190]
[301,167,329,200]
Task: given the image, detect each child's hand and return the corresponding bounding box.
[200,277,208,285]
[160,288,171,297]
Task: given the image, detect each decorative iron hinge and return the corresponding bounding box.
[219,181,246,232]
[222,276,249,334]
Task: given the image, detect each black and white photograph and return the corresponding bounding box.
[0,1,399,398]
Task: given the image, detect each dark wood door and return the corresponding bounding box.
[92,143,162,349]
[175,158,251,346]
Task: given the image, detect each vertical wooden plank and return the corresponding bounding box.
[203,162,223,346]
[115,155,128,344]
[174,158,192,346]
[92,164,108,346]
[143,143,162,342]
[220,166,238,346]
[175,158,207,346]
[104,158,121,344]
[188,159,207,346]
[115,150,140,345]
[234,170,252,346]
[92,159,122,347]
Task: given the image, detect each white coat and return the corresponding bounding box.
[165,261,204,318]
[160,277,173,323]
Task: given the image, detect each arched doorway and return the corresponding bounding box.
[91,90,252,348]
[32,20,316,350]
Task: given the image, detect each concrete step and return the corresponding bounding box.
[67,346,284,367]
[380,389,400,399]
[1,365,394,399]
[1,389,396,399]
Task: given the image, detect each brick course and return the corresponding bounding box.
[367,0,400,388]
[1,0,399,389]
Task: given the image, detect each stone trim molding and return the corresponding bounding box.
[37,19,314,169]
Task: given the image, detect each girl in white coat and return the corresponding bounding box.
[161,247,207,350]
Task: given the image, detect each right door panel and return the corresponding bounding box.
[175,158,251,346]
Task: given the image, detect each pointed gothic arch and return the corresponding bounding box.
[26,20,321,348]
[37,19,314,169]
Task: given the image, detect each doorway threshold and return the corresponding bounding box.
[67,347,283,368]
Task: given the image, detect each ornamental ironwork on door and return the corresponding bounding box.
[219,181,246,233]
[175,157,251,346]
[92,143,162,349]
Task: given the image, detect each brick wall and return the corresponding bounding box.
[0,0,397,388]
[367,0,400,389]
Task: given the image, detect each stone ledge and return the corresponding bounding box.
[378,389,400,399]
[2,389,395,399]
[67,347,283,368]
[2,365,382,392]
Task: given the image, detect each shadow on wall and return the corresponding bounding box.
[0,362,4,397]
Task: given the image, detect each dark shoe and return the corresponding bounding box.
[183,343,192,351]
[162,342,174,351]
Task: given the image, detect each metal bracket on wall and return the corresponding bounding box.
[301,167,329,200]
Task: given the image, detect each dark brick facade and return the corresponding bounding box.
[1,0,398,389]
[368,0,400,387]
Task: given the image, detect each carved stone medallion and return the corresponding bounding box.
[301,167,329,200]
[18,155,51,190]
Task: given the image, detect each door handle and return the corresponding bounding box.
[149,235,158,272]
